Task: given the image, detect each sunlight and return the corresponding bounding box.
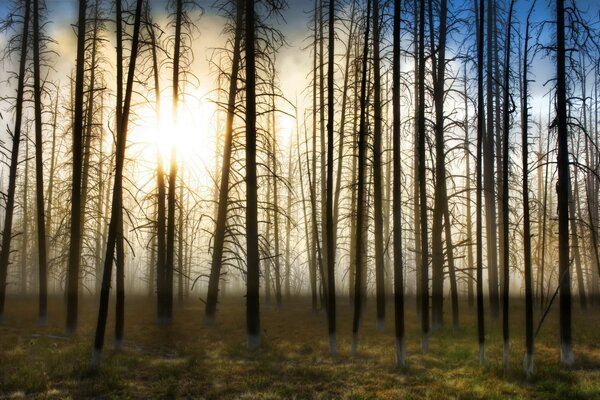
[131,94,218,184]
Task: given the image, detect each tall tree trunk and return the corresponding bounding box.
[475,0,486,364]
[417,0,429,353]
[501,0,515,369]
[372,0,385,333]
[483,0,499,320]
[204,1,242,324]
[0,1,29,306]
[165,0,184,323]
[522,1,535,378]
[145,11,167,322]
[325,0,336,354]
[245,0,261,351]
[332,0,356,271]
[556,0,574,367]
[392,0,405,367]
[412,0,422,320]
[32,0,48,325]
[65,0,87,334]
[91,0,143,369]
[351,0,371,354]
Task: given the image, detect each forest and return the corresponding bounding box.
[0,0,600,398]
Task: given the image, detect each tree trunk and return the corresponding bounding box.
[32,0,48,325]
[325,0,336,354]
[372,0,385,333]
[65,0,87,334]
[556,0,574,367]
[522,1,535,378]
[501,0,515,368]
[417,0,429,353]
[91,0,144,369]
[475,0,486,364]
[203,0,242,322]
[351,0,371,354]
[392,0,405,367]
[245,0,261,352]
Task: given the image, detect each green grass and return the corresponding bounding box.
[1,295,599,399]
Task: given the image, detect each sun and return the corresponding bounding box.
[129,94,218,187]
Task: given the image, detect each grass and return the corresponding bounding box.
[1,294,599,399]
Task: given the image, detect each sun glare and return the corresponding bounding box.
[130,95,218,186]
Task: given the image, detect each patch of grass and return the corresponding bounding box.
[1,296,600,398]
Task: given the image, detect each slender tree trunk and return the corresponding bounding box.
[522,1,535,378]
[325,0,336,353]
[392,0,405,367]
[65,0,87,334]
[146,12,167,322]
[332,0,356,270]
[372,0,385,333]
[91,0,143,369]
[475,0,486,364]
[417,0,429,353]
[556,0,574,367]
[351,0,371,354]
[501,0,515,368]
[165,0,184,323]
[204,1,243,324]
[32,0,48,325]
[484,0,500,320]
[0,37,29,303]
[245,0,261,351]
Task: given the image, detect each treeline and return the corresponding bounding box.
[0,0,599,376]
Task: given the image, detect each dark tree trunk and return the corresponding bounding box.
[484,0,500,320]
[501,0,515,368]
[392,0,405,367]
[204,0,243,324]
[245,0,261,351]
[32,0,49,326]
[522,2,535,378]
[372,0,385,333]
[65,0,87,334]
[351,0,371,354]
[475,0,486,364]
[325,0,336,353]
[91,0,144,369]
[417,0,429,353]
[556,0,574,366]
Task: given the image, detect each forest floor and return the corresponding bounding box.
[1,294,600,399]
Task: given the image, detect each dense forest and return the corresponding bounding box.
[1,0,600,397]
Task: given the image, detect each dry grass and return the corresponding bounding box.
[1,294,599,399]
